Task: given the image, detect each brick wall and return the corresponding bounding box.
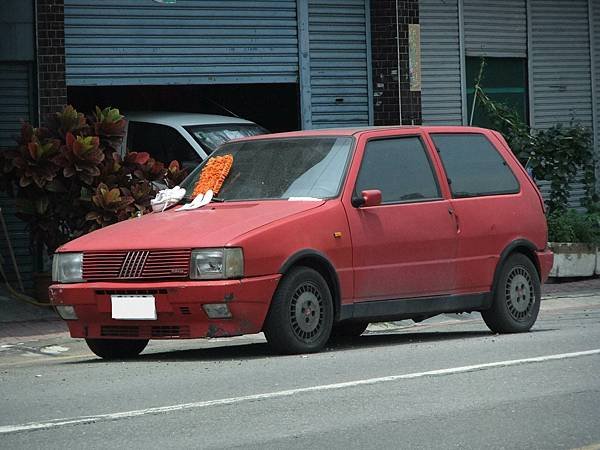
[36,0,67,124]
[370,0,421,126]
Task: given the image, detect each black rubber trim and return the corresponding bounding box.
[339,292,492,322]
[492,239,539,294]
[279,249,342,320]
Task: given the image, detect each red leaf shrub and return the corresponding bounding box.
[0,105,188,253]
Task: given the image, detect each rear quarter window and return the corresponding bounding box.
[430,133,520,198]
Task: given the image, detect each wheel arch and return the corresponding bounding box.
[492,239,541,296]
[279,249,342,321]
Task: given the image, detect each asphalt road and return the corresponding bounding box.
[1,295,599,449]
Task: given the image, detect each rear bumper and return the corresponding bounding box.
[49,275,281,340]
[536,248,554,283]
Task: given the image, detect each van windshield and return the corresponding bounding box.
[180,137,354,201]
[184,124,267,154]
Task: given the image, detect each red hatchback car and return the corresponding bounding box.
[50,126,553,358]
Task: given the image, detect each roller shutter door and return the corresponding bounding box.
[64,0,299,86]
[593,0,600,193]
[0,62,34,291]
[530,0,593,209]
[419,0,463,125]
[464,0,527,58]
[307,0,371,128]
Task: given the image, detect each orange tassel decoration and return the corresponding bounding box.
[192,154,234,198]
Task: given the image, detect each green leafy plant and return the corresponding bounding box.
[527,123,595,213]
[547,210,600,245]
[471,58,597,214]
[0,105,188,254]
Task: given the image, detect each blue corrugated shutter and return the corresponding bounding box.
[419,0,463,125]
[464,0,527,58]
[0,62,34,292]
[530,0,593,210]
[64,0,299,85]
[307,0,371,128]
[0,63,30,148]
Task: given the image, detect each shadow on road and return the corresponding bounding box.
[64,328,554,364]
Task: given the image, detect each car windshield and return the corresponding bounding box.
[184,124,267,154]
[180,136,354,201]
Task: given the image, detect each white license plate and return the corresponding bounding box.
[111,295,157,320]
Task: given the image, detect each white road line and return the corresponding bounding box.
[2,348,599,435]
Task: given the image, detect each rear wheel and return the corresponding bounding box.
[264,266,333,354]
[482,253,541,333]
[85,338,149,359]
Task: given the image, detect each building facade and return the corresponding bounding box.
[0,0,599,291]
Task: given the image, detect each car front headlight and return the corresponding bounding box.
[190,248,244,280]
[52,252,84,283]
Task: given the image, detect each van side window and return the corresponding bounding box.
[431,133,519,198]
[355,136,441,203]
[127,122,201,166]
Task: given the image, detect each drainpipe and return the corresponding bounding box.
[396,0,403,125]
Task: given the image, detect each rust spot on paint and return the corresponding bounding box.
[207,324,229,338]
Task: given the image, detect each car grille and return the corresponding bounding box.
[83,249,191,281]
[100,325,191,338]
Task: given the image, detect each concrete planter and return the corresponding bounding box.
[548,242,597,278]
[596,247,600,275]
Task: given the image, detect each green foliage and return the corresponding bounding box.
[471,58,597,214]
[547,210,600,245]
[0,105,188,253]
[527,123,595,213]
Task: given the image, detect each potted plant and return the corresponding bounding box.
[547,210,600,277]
[0,105,186,300]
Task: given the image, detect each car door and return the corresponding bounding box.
[344,133,459,301]
[428,131,522,294]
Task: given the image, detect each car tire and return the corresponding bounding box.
[264,266,334,354]
[85,338,149,359]
[482,253,541,333]
[329,321,369,340]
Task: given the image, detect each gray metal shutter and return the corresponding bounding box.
[420,0,463,125]
[530,0,593,209]
[464,0,527,57]
[0,62,33,291]
[0,63,30,148]
[307,0,371,128]
[593,0,600,192]
[64,0,299,86]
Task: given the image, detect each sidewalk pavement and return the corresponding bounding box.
[1,277,599,345]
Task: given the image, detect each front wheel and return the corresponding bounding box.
[264,267,334,354]
[482,253,541,333]
[85,338,149,359]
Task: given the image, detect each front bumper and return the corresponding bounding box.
[49,275,281,340]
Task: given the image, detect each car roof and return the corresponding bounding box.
[124,111,256,127]
[238,125,493,140]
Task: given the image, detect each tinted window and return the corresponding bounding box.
[355,137,441,203]
[127,122,201,166]
[431,133,519,198]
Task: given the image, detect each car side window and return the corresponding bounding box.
[430,133,519,198]
[355,136,441,204]
[127,122,201,165]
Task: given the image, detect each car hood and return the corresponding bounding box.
[58,200,325,252]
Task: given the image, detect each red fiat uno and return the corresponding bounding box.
[50,126,553,358]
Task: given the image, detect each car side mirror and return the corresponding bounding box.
[352,189,382,208]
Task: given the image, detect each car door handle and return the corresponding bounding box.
[448,208,460,233]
